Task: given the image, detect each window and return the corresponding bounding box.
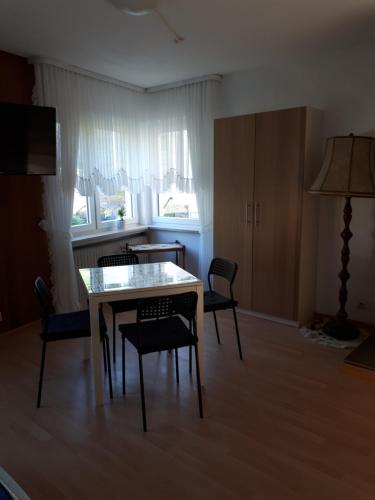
[96,188,134,227]
[153,185,199,228]
[72,187,137,234]
[72,190,90,227]
[158,192,198,219]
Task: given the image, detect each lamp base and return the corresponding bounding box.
[322,318,359,341]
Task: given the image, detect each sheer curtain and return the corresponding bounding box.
[74,78,147,195]
[185,81,219,282]
[150,81,220,281]
[33,61,220,308]
[34,64,81,312]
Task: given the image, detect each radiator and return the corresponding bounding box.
[73,234,147,307]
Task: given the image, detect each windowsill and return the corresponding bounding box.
[72,224,148,248]
[148,224,201,234]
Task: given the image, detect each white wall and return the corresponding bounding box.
[147,228,200,277]
[219,42,375,323]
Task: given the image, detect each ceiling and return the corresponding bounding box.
[1,0,375,87]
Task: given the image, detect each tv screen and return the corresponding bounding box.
[0,102,56,175]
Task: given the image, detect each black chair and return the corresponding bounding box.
[203,257,243,360]
[34,276,113,407]
[97,252,139,364]
[119,292,203,432]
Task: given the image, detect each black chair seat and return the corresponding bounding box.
[120,292,203,431]
[204,290,238,312]
[120,316,196,355]
[195,257,243,360]
[42,309,107,342]
[108,298,140,314]
[34,276,113,407]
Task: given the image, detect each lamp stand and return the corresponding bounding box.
[323,196,359,340]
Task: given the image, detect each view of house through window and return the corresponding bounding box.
[97,188,133,222]
[158,191,198,219]
[72,187,134,231]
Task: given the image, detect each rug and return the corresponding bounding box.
[299,319,369,349]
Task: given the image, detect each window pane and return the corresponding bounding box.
[158,192,198,219]
[98,188,133,222]
[72,188,89,226]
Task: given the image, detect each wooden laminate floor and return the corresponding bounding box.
[1,311,375,500]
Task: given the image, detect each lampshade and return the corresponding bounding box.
[309,135,375,198]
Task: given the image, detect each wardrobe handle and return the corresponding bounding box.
[254,202,260,226]
[245,202,252,224]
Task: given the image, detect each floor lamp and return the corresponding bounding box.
[309,134,375,340]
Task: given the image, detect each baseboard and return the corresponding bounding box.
[237,308,299,327]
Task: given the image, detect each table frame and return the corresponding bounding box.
[87,272,204,406]
[125,240,186,269]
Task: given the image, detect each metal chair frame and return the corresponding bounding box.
[97,252,139,364]
[34,276,113,407]
[121,292,203,432]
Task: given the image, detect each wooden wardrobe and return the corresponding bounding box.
[214,107,323,325]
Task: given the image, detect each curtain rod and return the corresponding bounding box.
[28,57,222,94]
[28,57,146,93]
[145,74,222,93]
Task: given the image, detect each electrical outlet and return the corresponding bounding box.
[358,302,367,310]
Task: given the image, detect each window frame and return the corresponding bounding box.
[94,189,138,231]
[151,191,200,230]
[71,188,138,236]
[71,190,96,235]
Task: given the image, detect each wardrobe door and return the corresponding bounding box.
[214,115,255,309]
[251,108,305,320]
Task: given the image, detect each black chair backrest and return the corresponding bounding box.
[137,292,198,323]
[208,258,238,286]
[34,276,53,319]
[97,252,139,267]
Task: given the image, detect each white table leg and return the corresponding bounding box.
[196,283,205,385]
[89,298,104,405]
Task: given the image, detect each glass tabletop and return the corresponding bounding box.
[79,261,201,295]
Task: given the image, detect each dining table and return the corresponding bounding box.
[79,261,204,406]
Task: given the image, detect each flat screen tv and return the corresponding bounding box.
[0,101,56,175]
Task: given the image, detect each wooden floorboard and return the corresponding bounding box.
[1,311,375,499]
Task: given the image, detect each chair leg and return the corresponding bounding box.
[112,312,116,364]
[232,306,243,360]
[122,335,126,395]
[138,354,147,432]
[37,341,47,408]
[193,344,204,418]
[212,311,221,344]
[175,349,179,384]
[102,337,107,374]
[104,335,113,400]
[188,345,192,374]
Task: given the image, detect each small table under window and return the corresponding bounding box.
[125,240,186,269]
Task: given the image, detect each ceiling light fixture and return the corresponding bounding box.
[109,0,156,16]
[108,0,184,43]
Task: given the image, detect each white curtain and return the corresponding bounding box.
[186,81,218,283]
[74,78,147,195]
[33,62,220,308]
[150,81,219,281]
[34,64,81,312]
[39,67,206,198]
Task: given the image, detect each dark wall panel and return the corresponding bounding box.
[0,51,50,332]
